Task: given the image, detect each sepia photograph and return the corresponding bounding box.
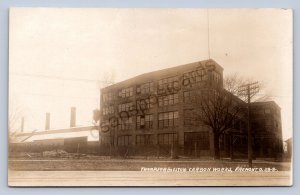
[8,8,293,186]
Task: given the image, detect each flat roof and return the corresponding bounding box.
[250,101,281,110]
[10,126,99,143]
[101,59,223,92]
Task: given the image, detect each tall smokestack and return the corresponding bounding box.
[45,112,50,130]
[21,117,24,133]
[70,107,76,127]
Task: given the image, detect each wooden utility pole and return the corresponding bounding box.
[238,82,259,168]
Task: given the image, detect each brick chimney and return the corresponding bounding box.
[70,107,76,127]
[21,117,24,133]
[45,112,50,130]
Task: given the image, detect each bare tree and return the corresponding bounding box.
[8,105,25,144]
[8,99,25,132]
[93,70,116,125]
[189,73,264,159]
[189,88,243,159]
[224,73,268,102]
[97,71,115,89]
[223,73,246,96]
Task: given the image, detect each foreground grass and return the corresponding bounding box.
[9,157,291,171]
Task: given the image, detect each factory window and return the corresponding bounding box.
[118,102,135,112]
[158,76,179,91]
[212,71,221,84]
[136,134,153,145]
[158,133,178,145]
[103,105,114,115]
[103,93,114,102]
[118,117,133,130]
[158,93,179,107]
[136,98,153,110]
[183,91,192,102]
[119,87,133,98]
[158,111,179,128]
[137,114,153,129]
[117,135,132,146]
[137,82,154,94]
[183,69,207,86]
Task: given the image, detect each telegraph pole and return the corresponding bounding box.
[238,82,259,168]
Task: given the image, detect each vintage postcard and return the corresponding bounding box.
[8,8,293,186]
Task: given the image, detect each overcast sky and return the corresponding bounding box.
[9,8,292,140]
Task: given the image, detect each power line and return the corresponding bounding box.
[10,72,113,84]
[20,92,99,99]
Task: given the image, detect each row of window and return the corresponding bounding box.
[105,90,216,115]
[101,132,211,149]
[102,70,221,102]
[115,94,178,114]
[183,69,207,82]
[104,107,220,128]
[158,76,179,90]
[107,108,216,129]
[117,99,154,113]
[183,109,248,129]
[108,111,180,130]
[117,133,178,146]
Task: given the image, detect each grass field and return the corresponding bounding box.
[8,157,291,171]
[8,156,292,186]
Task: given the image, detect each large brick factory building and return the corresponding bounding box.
[99,59,283,159]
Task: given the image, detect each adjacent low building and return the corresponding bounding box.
[250,101,283,158]
[9,126,100,156]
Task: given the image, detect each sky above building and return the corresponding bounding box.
[9,8,292,140]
